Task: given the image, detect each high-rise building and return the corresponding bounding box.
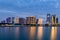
[6,17,15,23]
[46,14,51,24]
[11,17,15,23]
[36,19,38,24]
[6,17,11,23]
[51,15,56,24]
[26,16,36,24]
[1,20,5,23]
[19,18,26,24]
[56,17,58,23]
[15,17,19,23]
[38,18,43,24]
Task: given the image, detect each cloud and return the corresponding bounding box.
[55,2,60,8]
[0,10,15,13]
[0,10,34,17]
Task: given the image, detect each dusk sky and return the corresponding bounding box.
[0,0,60,21]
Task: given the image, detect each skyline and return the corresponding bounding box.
[0,14,59,27]
[0,14,58,24]
[0,13,59,22]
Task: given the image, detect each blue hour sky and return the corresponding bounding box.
[0,0,60,21]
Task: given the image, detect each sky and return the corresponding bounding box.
[0,0,60,21]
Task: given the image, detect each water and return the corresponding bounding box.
[0,26,59,40]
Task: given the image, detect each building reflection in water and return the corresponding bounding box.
[57,27,60,40]
[50,27,57,40]
[37,18,43,40]
[15,27,19,40]
[29,26,36,40]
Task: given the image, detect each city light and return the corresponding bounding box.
[0,14,59,27]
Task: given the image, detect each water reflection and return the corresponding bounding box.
[29,26,36,40]
[15,27,19,40]
[50,27,57,40]
[57,27,60,40]
[37,27,43,40]
[42,27,51,40]
[19,26,30,40]
[0,26,59,40]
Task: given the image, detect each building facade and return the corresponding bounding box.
[46,14,51,24]
[15,17,19,23]
[26,16,36,24]
[19,18,26,24]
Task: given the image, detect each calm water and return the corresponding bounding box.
[0,26,60,40]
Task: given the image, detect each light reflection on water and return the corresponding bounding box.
[50,27,57,40]
[29,26,36,40]
[37,26,43,40]
[0,26,59,40]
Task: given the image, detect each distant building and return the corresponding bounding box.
[51,14,58,24]
[46,14,51,24]
[15,17,19,23]
[1,20,5,23]
[6,17,11,23]
[38,18,43,24]
[36,19,38,24]
[6,17,15,23]
[11,17,15,23]
[56,17,58,23]
[51,15,56,24]
[26,16,36,24]
[19,18,26,24]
